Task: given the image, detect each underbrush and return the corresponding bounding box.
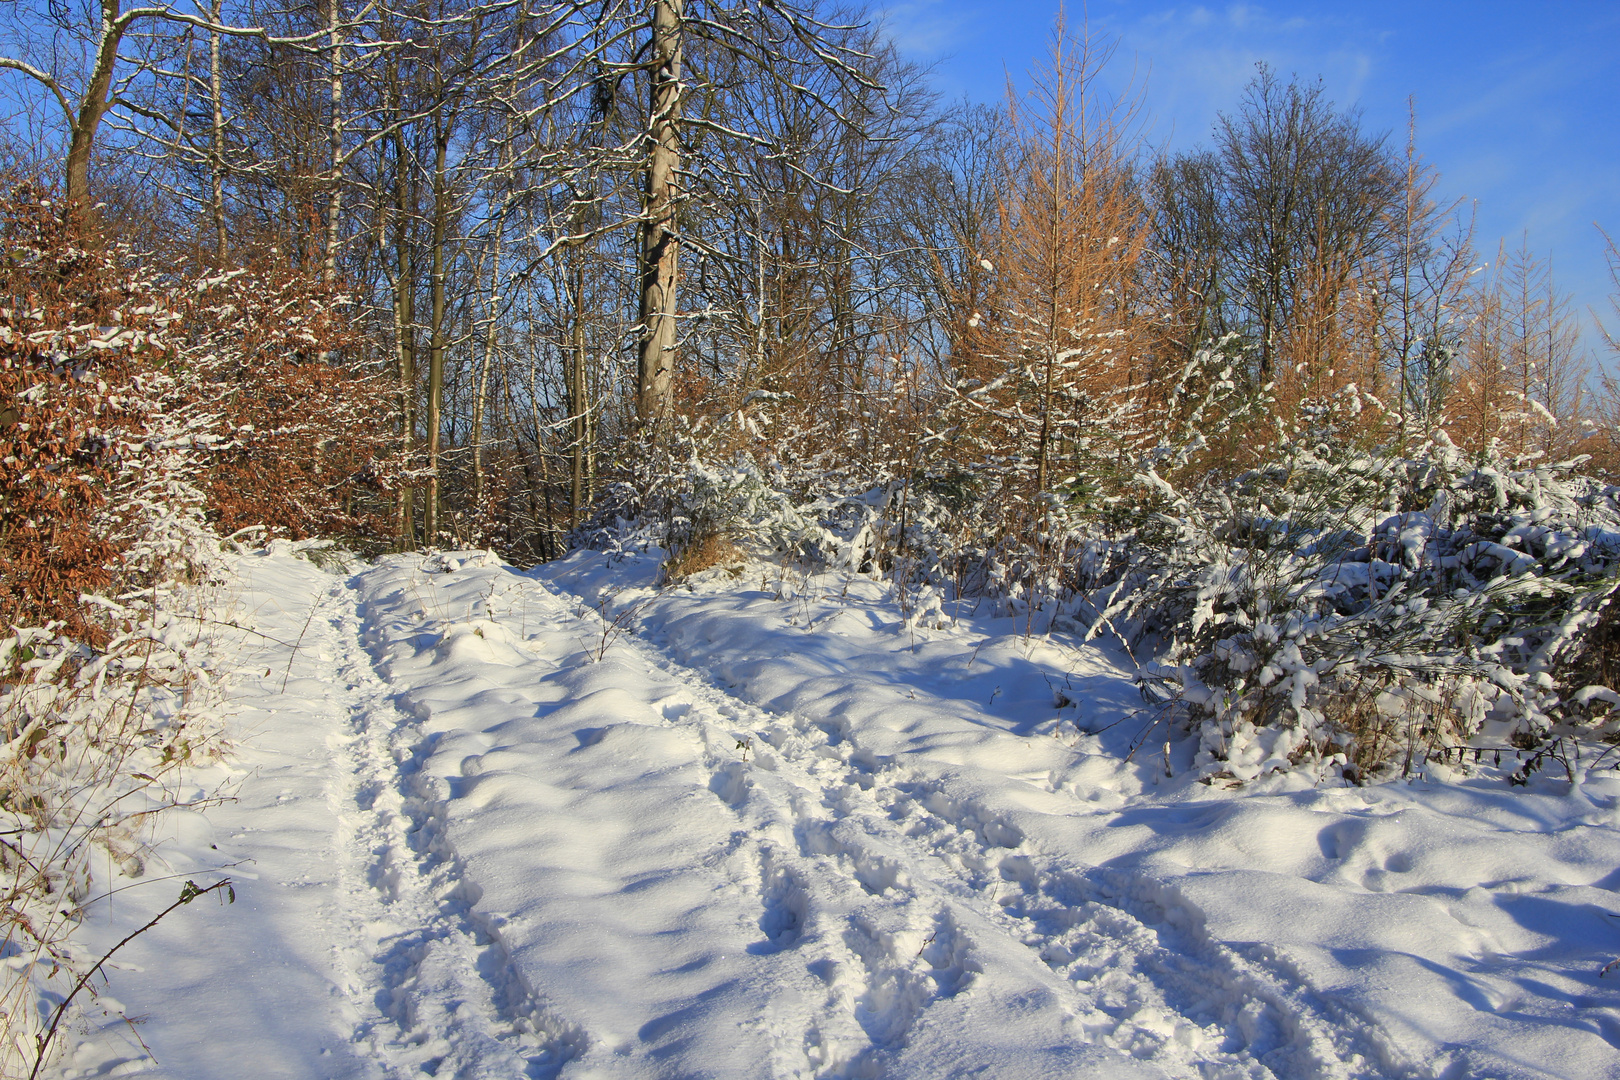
[1104,429,1620,785]
[591,399,1620,790]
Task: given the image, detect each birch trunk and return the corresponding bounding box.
[209,0,226,260]
[323,0,345,284]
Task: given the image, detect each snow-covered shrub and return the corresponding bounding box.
[183,260,398,547]
[838,344,1262,630]
[672,458,825,552]
[581,347,1620,787]
[0,437,233,1072]
[0,191,392,635]
[599,445,837,574]
[0,191,179,644]
[803,481,950,576]
[1097,424,1620,783]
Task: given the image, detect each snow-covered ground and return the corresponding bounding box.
[48,544,1620,1079]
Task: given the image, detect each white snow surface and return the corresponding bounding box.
[49,544,1620,1080]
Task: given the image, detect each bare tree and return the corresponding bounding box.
[1144,148,1226,364]
[1370,102,1475,448]
[1452,237,1585,457]
[0,0,287,221]
[1213,64,1397,380]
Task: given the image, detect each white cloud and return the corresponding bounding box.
[877,0,974,57]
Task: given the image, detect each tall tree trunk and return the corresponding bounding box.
[389,65,417,550]
[635,0,682,424]
[472,233,503,516]
[752,203,766,387]
[424,116,450,542]
[1036,97,1065,497]
[395,235,417,549]
[63,0,126,222]
[323,0,345,284]
[474,71,521,521]
[209,0,227,261]
[527,351,559,552]
[570,261,589,526]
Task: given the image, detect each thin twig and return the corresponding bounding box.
[28,878,233,1080]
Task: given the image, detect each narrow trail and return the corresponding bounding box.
[318,574,584,1078]
[60,560,585,1080]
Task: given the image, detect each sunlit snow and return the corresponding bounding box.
[53,544,1620,1080]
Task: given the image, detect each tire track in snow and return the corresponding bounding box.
[871,774,1417,1080]
[536,572,1417,1080]
[320,575,585,1078]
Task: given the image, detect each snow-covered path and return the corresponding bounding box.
[53,547,1620,1080]
[62,556,579,1079]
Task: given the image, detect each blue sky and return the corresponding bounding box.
[882,0,1620,361]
